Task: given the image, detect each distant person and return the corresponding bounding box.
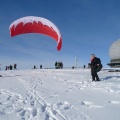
[55,61,58,69]
[5,66,8,70]
[40,65,42,69]
[60,62,63,69]
[57,62,60,69]
[34,65,36,69]
[10,65,13,70]
[83,65,85,68]
[90,54,100,82]
[14,64,17,70]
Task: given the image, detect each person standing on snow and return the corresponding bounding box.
[90,54,100,82]
[14,64,17,70]
[40,65,42,69]
[55,61,58,69]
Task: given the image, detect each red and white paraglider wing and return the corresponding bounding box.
[9,16,62,51]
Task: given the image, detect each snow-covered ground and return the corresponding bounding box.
[0,68,120,120]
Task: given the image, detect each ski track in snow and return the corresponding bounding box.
[0,69,120,120]
[7,71,68,120]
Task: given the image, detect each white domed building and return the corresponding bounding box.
[108,39,120,67]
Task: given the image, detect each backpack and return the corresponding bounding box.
[96,58,103,72]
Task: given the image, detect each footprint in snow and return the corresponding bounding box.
[54,101,73,110]
[81,101,104,109]
[17,107,39,119]
[109,101,120,104]
[0,89,24,115]
[30,100,36,106]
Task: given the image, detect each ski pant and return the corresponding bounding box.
[91,69,99,81]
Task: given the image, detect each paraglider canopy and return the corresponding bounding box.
[9,16,62,51]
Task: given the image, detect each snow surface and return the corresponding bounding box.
[0,68,120,120]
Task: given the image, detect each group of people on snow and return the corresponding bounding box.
[55,61,63,69]
[34,65,42,69]
[5,64,17,70]
[1,55,102,82]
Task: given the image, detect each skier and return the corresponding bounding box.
[90,54,100,82]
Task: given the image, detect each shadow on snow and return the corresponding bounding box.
[102,76,120,81]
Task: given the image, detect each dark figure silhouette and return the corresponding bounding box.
[55,61,58,69]
[83,65,85,68]
[10,65,13,70]
[90,54,100,82]
[40,65,42,69]
[60,62,63,69]
[5,66,8,70]
[34,65,36,69]
[14,64,17,70]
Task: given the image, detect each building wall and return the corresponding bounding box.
[111,59,120,63]
[108,59,120,67]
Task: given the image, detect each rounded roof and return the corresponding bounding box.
[109,39,120,60]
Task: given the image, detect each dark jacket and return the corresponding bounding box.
[91,57,98,70]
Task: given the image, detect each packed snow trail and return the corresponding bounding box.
[8,71,67,120]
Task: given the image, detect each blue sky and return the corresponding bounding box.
[0,0,120,69]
